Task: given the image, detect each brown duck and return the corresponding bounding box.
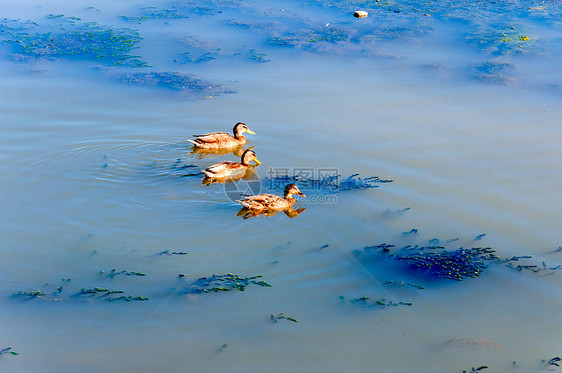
[189,122,255,149]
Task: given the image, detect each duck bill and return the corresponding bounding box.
[297,192,306,197]
[246,129,255,135]
[254,159,261,165]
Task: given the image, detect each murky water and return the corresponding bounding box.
[1,0,561,372]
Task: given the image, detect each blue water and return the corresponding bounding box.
[1,0,561,372]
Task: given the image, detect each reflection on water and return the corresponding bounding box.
[1,0,561,372]
[236,206,306,219]
[189,144,249,160]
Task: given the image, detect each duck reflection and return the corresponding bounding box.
[236,206,306,219]
[189,144,248,160]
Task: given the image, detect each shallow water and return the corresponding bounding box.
[1,0,561,372]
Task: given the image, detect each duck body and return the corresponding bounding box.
[237,184,305,211]
[203,160,249,179]
[202,149,260,180]
[189,122,254,149]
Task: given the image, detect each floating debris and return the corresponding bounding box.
[270,313,299,323]
[184,274,272,294]
[354,11,368,18]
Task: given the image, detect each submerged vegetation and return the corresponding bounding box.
[0,347,19,356]
[182,274,272,294]
[108,70,236,97]
[339,295,413,308]
[359,236,562,282]
[270,313,299,323]
[3,20,147,67]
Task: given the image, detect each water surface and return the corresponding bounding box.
[1,0,561,372]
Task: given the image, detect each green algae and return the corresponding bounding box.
[466,24,535,56]
[270,313,299,323]
[0,347,19,356]
[183,274,272,294]
[4,20,148,67]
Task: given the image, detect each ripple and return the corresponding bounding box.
[23,137,204,187]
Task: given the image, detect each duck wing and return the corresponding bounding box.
[237,194,285,210]
[193,132,233,143]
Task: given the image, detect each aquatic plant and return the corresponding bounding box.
[107,295,150,302]
[12,290,47,298]
[384,280,424,289]
[5,21,148,67]
[121,7,188,23]
[466,24,534,56]
[462,366,489,372]
[111,71,236,97]
[269,26,351,48]
[543,357,561,368]
[156,250,188,256]
[270,313,299,323]
[0,347,19,356]
[475,60,517,85]
[183,274,272,294]
[393,246,498,281]
[248,49,270,62]
[339,295,413,308]
[100,268,147,278]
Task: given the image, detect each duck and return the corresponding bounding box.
[236,184,305,212]
[189,122,255,149]
[202,149,261,180]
